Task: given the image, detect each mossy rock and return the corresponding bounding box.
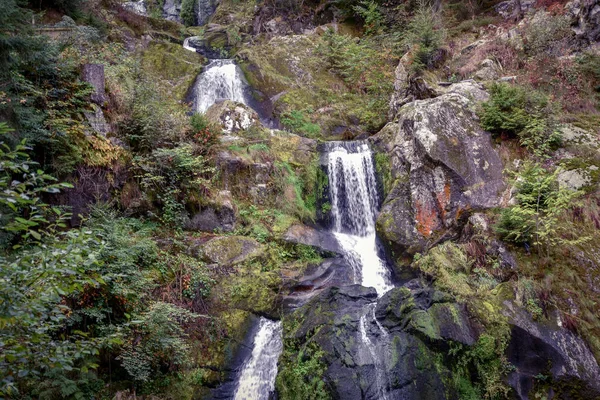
[200,235,263,265]
[141,41,204,99]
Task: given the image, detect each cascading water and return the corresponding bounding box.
[232,317,283,400]
[324,141,393,295]
[183,37,196,52]
[193,59,248,113]
[324,140,394,399]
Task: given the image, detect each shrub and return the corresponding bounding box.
[180,0,197,26]
[524,12,572,57]
[353,0,384,35]
[403,2,446,72]
[495,163,589,252]
[479,83,561,157]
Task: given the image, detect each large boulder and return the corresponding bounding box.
[503,301,600,399]
[372,81,505,263]
[205,100,261,134]
[184,190,236,232]
[197,236,263,265]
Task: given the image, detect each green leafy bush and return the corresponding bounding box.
[403,2,446,72]
[496,163,588,252]
[353,0,384,35]
[479,83,562,157]
[180,0,197,26]
[280,110,321,138]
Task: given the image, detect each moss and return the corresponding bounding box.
[374,152,393,198]
[141,41,204,100]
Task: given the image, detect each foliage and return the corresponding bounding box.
[134,144,216,227]
[180,0,197,26]
[276,340,331,400]
[480,83,562,157]
[449,333,512,400]
[523,13,572,57]
[0,123,73,245]
[117,302,198,382]
[353,0,384,35]
[190,113,220,151]
[496,163,589,253]
[402,1,446,73]
[280,110,321,138]
[316,30,394,129]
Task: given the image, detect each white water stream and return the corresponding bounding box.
[324,141,393,295]
[192,59,248,113]
[232,317,283,400]
[324,140,394,399]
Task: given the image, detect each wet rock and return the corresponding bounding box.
[503,301,600,399]
[281,257,355,310]
[283,224,343,255]
[282,284,452,400]
[199,236,263,265]
[372,82,504,263]
[206,100,261,134]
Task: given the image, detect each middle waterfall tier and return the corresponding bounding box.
[323,140,393,295]
[192,59,249,114]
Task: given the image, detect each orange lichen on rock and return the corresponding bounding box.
[415,199,440,237]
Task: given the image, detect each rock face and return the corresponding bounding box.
[503,302,600,399]
[281,283,475,400]
[199,236,263,265]
[184,190,236,232]
[372,81,505,263]
[567,0,600,44]
[81,64,106,105]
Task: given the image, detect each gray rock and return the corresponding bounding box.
[162,0,182,23]
[198,235,263,265]
[567,0,600,44]
[81,64,106,105]
[283,224,343,255]
[184,191,236,232]
[84,104,111,136]
[504,301,600,399]
[372,84,504,262]
[205,100,261,134]
[122,0,147,16]
[473,58,500,81]
[558,166,598,190]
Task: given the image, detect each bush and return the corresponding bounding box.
[403,2,446,72]
[479,83,561,157]
[495,163,588,252]
[524,12,572,57]
[180,0,197,26]
[353,0,384,35]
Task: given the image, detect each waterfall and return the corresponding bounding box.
[193,59,248,113]
[232,317,283,400]
[323,140,393,398]
[323,141,393,295]
[196,0,216,26]
[183,37,196,52]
